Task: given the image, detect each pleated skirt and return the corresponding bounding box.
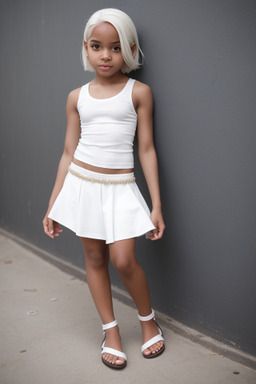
[48,162,155,244]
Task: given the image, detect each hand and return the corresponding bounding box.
[148,208,165,241]
[42,214,63,239]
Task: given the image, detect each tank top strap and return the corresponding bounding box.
[122,78,136,99]
[77,83,89,110]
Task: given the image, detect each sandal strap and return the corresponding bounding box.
[101,346,127,361]
[138,309,155,322]
[102,320,118,331]
[141,334,164,353]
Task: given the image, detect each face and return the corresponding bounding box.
[84,22,125,77]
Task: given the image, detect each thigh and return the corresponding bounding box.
[80,237,109,266]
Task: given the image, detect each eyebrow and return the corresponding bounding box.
[90,39,120,44]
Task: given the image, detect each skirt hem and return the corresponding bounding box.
[48,216,155,244]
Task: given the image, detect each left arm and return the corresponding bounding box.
[133,82,165,240]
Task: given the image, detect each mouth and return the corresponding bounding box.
[99,65,112,70]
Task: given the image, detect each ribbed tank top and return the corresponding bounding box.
[74,78,138,169]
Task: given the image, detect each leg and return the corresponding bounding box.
[80,237,125,367]
[109,238,164,357]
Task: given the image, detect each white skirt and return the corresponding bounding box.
[48,162,155,244]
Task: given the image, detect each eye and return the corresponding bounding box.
[91,44,100,50]
[112,46,121,52]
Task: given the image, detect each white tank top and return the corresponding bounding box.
[74,78,137,169]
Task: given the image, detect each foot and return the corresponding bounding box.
[102,326,126,367]
[140,319,164,357]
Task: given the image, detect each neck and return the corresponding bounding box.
[93,72,127,85]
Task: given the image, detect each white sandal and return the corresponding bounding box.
[138,309,165,358]
[101,320,127,369]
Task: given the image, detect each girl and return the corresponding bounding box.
[43,8,165,370]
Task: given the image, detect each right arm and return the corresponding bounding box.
[43,88,81,238]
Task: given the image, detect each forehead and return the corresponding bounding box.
[89,22,119,41]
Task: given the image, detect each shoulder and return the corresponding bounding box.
[67,87,82,102]
[66,87,82,109]
[133,80,152,98]
[132,80,153,109]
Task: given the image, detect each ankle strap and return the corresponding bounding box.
[102,320,118,331]
[138,309,155,322]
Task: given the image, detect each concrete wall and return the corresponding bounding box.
[1,0,256,355]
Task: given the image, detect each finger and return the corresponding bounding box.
[52,227,63,237]
[43,226,54,238]
[54,223,63,231]
[153,225,159,236]
[152,224,160,238]
[53,223,63,235]
[43,219,50,235]
[151,224,163,241]
[46,227,55,238]
[151,233,160,241]
[43,218,55,239]
[146,230,154,240]
[149,230,158,241]
[51,222,64,237]
[151,224,165,241]
[147,233,155,240]
[48,219,55,236]
[156,224,165,239]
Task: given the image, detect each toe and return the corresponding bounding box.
[155,341,164,352]
[102,353,109,363]
[115,357,125,366]
[102,352,125,366]
[150,345,157,354]
[144,341,164,356]
[143,348,152,356]
[104,353,112,364]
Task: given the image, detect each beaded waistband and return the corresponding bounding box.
[68,166,135,185]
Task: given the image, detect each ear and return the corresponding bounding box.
[131,42,136,57]
[84,41,88,56]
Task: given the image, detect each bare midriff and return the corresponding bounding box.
[72,157,134,174]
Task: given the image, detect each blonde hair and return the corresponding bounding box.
[81,8,143,73]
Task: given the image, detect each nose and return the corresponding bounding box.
[101,48,111,61]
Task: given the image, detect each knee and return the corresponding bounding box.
[85,248,107,270]
[111,254,135,277]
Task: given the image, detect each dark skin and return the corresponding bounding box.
[43,22,165,366]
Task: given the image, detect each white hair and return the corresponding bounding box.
[81,8,143,73]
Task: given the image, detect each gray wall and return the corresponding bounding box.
[1,0,256,355]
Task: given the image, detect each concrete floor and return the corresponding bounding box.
[0,233,256,384]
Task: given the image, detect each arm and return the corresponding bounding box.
[133,82,165,240]
[42,88,81,238]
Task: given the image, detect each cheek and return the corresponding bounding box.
[117,53,125,63]
[87,49,96,60]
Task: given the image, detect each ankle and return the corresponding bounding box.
[105,326,119,335]
[140,318,157,332]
